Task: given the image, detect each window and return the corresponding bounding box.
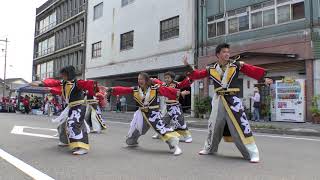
[263,9,275,26]
[160,16,179,41]
[38,11,56,34]
[207,14,225,38]
[228,17,238,33]
[277,5,290,23]
[251,12,262,29]
[47,61,54,78]
[227,7,249,34]
[239,15,249,31]
[120,31,134,50]
[37,36,55,57]
[122,0,135,7]
[93,3,103,20]
[292,2,305,20]
[92,41,102,58]
[208,0,305,38]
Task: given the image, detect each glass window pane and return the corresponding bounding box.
[292,2,305,20]
[263,9,275,26]
[217,21,225,36]
[277,5,290,23]
[228,17,238,33]
[239,15,249,31]
[252,12,262,29]
[208,23,216,38]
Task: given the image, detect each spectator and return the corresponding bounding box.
[120,96,127,112]
[251,87,261,122]
[116,95,121,112]
[23,95,30,114]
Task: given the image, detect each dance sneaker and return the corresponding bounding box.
[250,156,260,163]
[58,142,68,147]
[168,137,182,156]
[180,135,192,143]
[198,149,213,155]
[246,143,260,163]
[152,134,160,139]
[72,148,88,155]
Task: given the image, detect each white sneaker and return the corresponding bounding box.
[173,146,182,156]
[250,157,260,163]
[246,143,260,163]
[168,137,182,156]
[72,148,88,155]
[58,142,68,147]
[152,134,160,139]
[198,149,212,155]
[180,135,192,143]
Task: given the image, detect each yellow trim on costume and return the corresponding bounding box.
[141,111,179,142]
[69,142,90,150]
[133,91,144,107]
[64,82,74,101]
[221,96,255,145]
[161,132,181,142]
[148,89,157,104]
[176,130,191,137]
[87,99,99,105]
[225,66,237,86]
[140,105,160,112]
[209,68,221,82]
[223,136,234,142]
[68,100,86,107]
[91,107,107,129]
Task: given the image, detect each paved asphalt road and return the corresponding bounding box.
[0,113,320,180]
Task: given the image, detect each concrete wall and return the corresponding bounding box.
[86,0,195,79]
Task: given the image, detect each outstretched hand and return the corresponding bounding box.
[182,55,189,66]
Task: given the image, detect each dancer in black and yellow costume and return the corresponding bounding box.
[31,66,98,155]
[106,73,189,156]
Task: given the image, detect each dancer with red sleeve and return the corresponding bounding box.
[30,66,98,155]
[150,71,193,143]
[183,43,272,163]
[106,72,189,156]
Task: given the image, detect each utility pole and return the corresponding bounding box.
[0,38,8,98]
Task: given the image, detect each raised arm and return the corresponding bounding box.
[158,86,180,100]
[49,86,62,96]
[40,79,61,87]
[77,80,98,96]
[176,77,193,89]
[151,78,164,85]
[187,69,209,81]
[240,63,266,80]
[182,55,208,81]
[108,86,134,96]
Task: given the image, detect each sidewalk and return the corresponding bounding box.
[103,111,320,137]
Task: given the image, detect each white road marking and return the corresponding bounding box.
[11,126,58,139]
[107,121,320,142]
[0,148,55,180]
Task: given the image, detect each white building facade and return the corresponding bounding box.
[86,0,195,80]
